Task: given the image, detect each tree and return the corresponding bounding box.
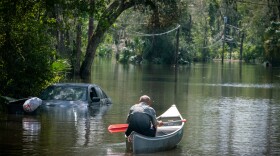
[0,0,69,98]
[80,0,158,79]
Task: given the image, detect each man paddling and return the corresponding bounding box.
[125,95,163,138]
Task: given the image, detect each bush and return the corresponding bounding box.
[119,47,132,63]
[97,44,113,57]
[243,44,264,63]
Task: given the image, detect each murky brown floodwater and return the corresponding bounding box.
[1,58,280,156]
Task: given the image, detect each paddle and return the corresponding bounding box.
[108,119,187,133]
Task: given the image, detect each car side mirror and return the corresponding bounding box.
[91,97,101,102]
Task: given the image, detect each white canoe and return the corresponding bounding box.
[126,104,185,154]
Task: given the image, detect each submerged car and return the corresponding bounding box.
[39,83,112,108]
[5,83,112,115]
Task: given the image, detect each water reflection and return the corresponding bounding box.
[185,96,280,155]
[0,105,112,155]
[22,116,41,142]
[76,105,111,147]
[193,83,276,89]
[219,98,268,155]
[39,104,111,147]
[22,116,41,154]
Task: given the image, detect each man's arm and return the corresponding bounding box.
[148,108,163,127]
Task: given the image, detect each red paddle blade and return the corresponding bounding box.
[108,124,128,133]
[108,128,127,133]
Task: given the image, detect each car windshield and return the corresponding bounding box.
[40,86,87,101]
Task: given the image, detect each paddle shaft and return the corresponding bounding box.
[162,119,186,125]
[108,119,186,133]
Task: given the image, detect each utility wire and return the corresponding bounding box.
[110,24,181,37]
[200,37,223,49]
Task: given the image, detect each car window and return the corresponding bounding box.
[90,87,98,99]
[40,86,87,101]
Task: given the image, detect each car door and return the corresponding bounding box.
[95,86,112,105]
[94,86,106,105]
[100,89,112,105]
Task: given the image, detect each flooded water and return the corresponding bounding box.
[1,59,280,156]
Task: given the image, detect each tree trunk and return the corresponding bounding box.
[55,4,66,57]
[115,31,120,61]
[74,21,82,75]
[88,0,94,45]
[175,28,180,67]
[239,32,244,61]
[80,30,103,78]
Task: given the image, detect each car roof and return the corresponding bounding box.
[51,83,99,88]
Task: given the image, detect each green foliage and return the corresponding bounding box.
[119,47,133,64]
[177,42,193,64]
[112,0,182,64]
[52,59,71,75]
[242,44,264,63]
[208,0,220,36]
[118,37,145,64]
[156,36,176,64]
[130,37,145,56]
[138,27,183,64]
[96,33,113,57]
[264,21,280,66]
[0,0,69,98]
[97,44,113,57]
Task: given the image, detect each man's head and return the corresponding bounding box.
[139,95,152,105]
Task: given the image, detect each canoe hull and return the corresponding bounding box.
[130,127,184,154]
[126,104,185,154]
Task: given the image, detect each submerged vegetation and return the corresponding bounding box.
[0,0,280,98]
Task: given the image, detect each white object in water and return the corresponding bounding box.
[23,97,42,112]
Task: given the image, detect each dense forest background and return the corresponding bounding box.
[0,0,280,98]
